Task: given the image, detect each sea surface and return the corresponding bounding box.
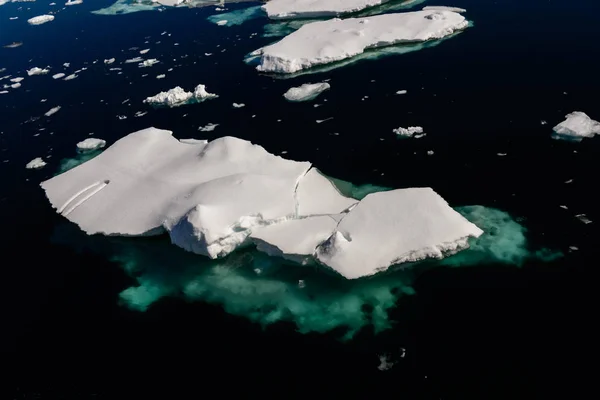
[1,0,598,397]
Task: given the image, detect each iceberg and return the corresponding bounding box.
[65,0,83,5]
[77,138,106,151]
[27,157,47,169]
[63,74,78,81]
[552,111,600,141]
[44,106,61,117]
[144,84,218,108]
[28,15,55,25]
[139,59,159,67]
[422,5,466,13]
[315,188,483,279]
[104,58,116,65]
[393,126,425,138]
[283,82,330,102]
[27,67,50,76]
[254,10,469,73]
[263,0,391,20]
[52,73,66,79]
[10,77,24,83]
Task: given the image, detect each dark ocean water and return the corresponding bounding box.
[1,0,598,397]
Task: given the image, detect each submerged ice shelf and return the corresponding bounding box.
[42,127,482,280]
[253,9,469,73]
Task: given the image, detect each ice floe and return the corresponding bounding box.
[52,73,66,79]
[44,106,61,117]
[42,128,484,280]
[27,158,47,169]
[422,5,466,13]
[552,111,600,141]
[144,84,218,108]
[65,0,83,5]
[104,58,116,65]
[283,82,330,102]
[63,74,78,81]
[27,67,50,76]
[393,126,425,138]
[10,77,24,83]
[396,89,407,94]
[254,10,469,73]
[28,15,55,25]
[263,0,391,20]
[125,57,144,64]
[198,123,219,132]
[139,58,159,67]
[77,138,106,151]
[156,74,165,79]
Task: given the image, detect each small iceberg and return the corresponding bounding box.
[77,138,107,152]
[26,157,47,169]
[104,58,116,65]
[552,112,600,141]
[144,84,218,108]
[52,73,66,79]
[65,0,83,5]
[44,106,61,117]
[283,82,330,102]
[393,126,425,138]
[27,67,50,76]
[28,15,55,25]
[139,59,159,67]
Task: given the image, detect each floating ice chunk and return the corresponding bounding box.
[156,74,166,79]
[198,123,219,132]
[575,214,592,224]
[140,49,150,54]
[552,111,600,141]
[193,84,218,101]
[44,106,61,117]
[295,168,357,216]
[10,83,21,89]
[139,58,159,67]
[63,74,78,81]
[232,103,245,108]
[255,10,468,73]
[26,157,47,169]
[77,138,106,152]
[125,57,144,64]
[63,63,70,68]
[0,90,8,94]
[53,73,66,79]
[263,0,391,20]
[377,354,395,371]
[144,87,192,107]
[9,17,19,20]
[104,58,116,65]
[65,0,83,5]
[27,67,50,76]
[315,188,483,279]
[396,89,407,95]
[422,5,466,13]
[393,126,424,138]
[216,20,228,26]
[427,150,434,155]
[283,82,330,102]
[28,15,55,25]
[10,77,24,83]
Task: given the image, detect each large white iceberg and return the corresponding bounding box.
[315,188,483,279]
[283,82,330,102]
[144,84,218,107]
[254,10,468,73]
[263,0,390,20]
[41,128,483,279]
[552,111,600,141]
[28,15,55,25]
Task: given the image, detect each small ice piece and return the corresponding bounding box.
[377,354,395,372]
[9,17,19,20]
[63,74,78,81]
[139,59,159,67]
[104,58,116,65]
[205,53,212,56]
[27,67,50,76]
[156,74,166,79]
[559,205,568,210]
[28,15,55,26]
[44,106,61,117]
[396,90,407,95]
[393,126,424,138]
[65,0,83,5]
[10,77,24,83]
[53,73,66,79]
[117,115,127,120]
[233,103,245,108]
[26,157,47,169]
[139,49,150,54]
[77,138,106,152]
[134,111,148,117]
[255,10,469,73]
[575,214,592,224]
[422,6,467,13]
[552,112,600,141]
[199,123,219,132]
[0,90,8,94]
[10,83,21,89]
[283,82,330,102]
[315,188,483,279]
[63,63,70,68]
[144,84,218,108]
[125,57,144,64]
[540,120,547,125]
[427,150,434,155]
[497,153,507,157]
[216,20,228,26]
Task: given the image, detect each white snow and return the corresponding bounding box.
[283,82,330,102]
[27,67,50,76]
[28,15,55,25]
[552,111,600,141]
[26,157,47,169]
[295,168,357,216]
[255,10,468,73]
[263,0,390,20]
[65,0,83,5]
[422,6,466,13]
[53,73,66,79]
[77,138,106,151]
[104,58,116,65]
[315,188,483,279]
[144,84,218,108]
[44,106,61,117]
[139,59,159,67]
[393,126,425,138]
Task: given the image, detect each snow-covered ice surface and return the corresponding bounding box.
[77,138,107,151]
[28,15,55,25]
[283,82,330,102]
[263,0,390,20]
[552,112,600,141]
[254,10,469,73]
[144,84,218,107]
[315,188,483,279]
[27,67,50,76]
[26,157,47,169]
